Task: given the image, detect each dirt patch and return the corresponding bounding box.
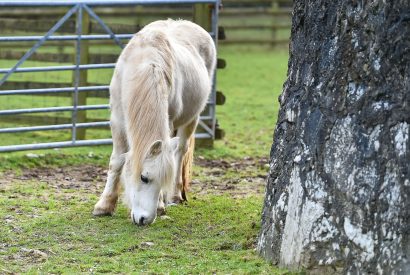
[1,165,107,196]
[190,156,269,198]
[0,157,269,198]
[5,248,48,264]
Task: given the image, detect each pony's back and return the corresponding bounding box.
[141,19,216,77]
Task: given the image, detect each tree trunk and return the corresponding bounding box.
[258,0,409,274]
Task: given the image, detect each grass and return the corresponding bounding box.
[0,45,290,273]
[0,179,286,274]
[197,46,288,159]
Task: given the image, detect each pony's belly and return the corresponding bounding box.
[169,108,193,129]
[169,90,208,129]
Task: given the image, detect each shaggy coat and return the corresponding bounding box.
[93,19,216,225]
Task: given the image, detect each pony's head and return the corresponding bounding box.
[122,137,179,226]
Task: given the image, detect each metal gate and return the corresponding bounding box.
[0,0,220,152]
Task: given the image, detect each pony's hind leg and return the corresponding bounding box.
[93,123,127,216]
[173,118,198,203]
[157,190,166,216]
[181,135,195,200]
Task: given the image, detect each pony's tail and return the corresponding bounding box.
[181,135,195,201]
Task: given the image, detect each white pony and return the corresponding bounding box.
[93,19,216,225]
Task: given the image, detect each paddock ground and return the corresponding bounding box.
[0,156,288,274]
[0,47,289,273]
[1,156,268,199]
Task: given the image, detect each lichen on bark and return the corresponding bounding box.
[258,0,409,273]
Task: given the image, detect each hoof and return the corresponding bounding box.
[181,189,187,201]
[92,207,114,216]
[93,200,115,216]
[171,194,187,205]
[157,207,166,216]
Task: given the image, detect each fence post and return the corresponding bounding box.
[72,8,90,140]
[134,5,144,29]
[271,0,279,47]
[193,3,211,31]
[193,4,214,148]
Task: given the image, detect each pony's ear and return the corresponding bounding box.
[147,140,162,158]
[170,137,180,153]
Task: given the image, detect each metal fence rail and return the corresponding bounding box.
[0,0,220,152]
[0,0,218,6]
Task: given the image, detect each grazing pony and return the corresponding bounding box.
[93,19,216,225]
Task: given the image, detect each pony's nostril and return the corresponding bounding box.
[138,216,145,226]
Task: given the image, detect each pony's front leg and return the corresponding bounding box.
[173,119,197,203]
[93,122,127,216]
[93,154,124,216]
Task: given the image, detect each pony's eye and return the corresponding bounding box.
[140,175,149,184]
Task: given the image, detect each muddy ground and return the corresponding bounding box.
[0,157,269,199]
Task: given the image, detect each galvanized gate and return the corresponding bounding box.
[0,0,220,152]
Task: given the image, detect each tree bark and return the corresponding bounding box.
[258,0,409,274]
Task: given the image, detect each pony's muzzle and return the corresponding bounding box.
[131,214,145,226]
[131,212,155,226]
[138,216,145,226]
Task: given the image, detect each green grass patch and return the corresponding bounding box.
[0,178,286,274]
[197,46,288,159]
